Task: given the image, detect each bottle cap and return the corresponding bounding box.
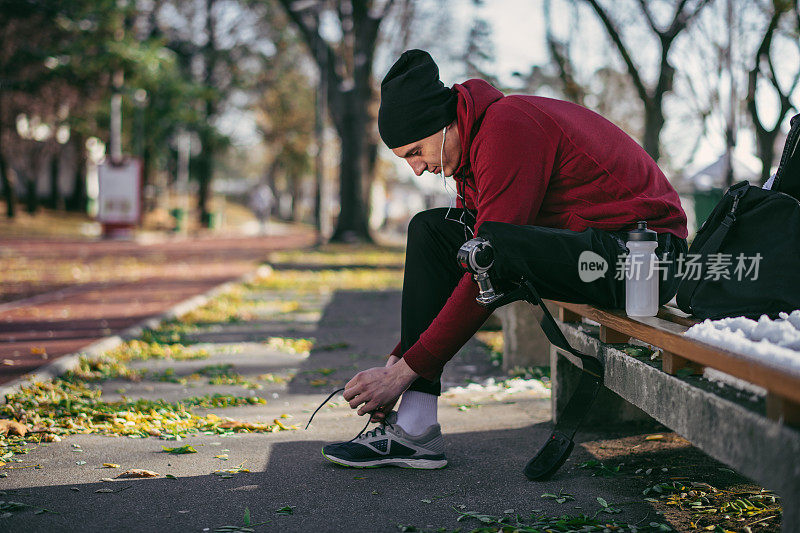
[627,221,657,241]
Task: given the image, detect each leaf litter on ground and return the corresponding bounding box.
[116,469,159,478]
[449,505,676,532]
[0,251,402,472]
[213,462,250,478]
[162,445,197,454]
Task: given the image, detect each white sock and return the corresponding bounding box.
[395,390,438,436]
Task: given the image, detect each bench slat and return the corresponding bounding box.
[548,300,800,406]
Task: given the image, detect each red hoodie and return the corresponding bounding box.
[395,79,688,381]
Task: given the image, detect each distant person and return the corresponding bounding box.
[321,50,688,470]
[249,184,274,234]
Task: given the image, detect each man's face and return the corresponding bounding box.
[391,123,461,178]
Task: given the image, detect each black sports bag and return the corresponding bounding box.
[676,114,800,320]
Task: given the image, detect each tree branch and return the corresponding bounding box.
[544,0,585,103]
[746,8,780,136]
[375,0,396,21]
[636,0,660,33]
[666,0,709,42]
[583,0,650,103]
[276,0,342,90]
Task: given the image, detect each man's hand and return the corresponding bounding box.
[344,356,418,417]
[370,355,401,422]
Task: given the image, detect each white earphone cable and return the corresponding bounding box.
[441,125,474,238]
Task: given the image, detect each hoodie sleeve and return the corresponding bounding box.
[401,106,559,381]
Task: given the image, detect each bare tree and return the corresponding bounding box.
[543,0,586,105]
[582,0,711,162]
[461,0,499,86]
[277,0,400,243]
[746,0,800,184]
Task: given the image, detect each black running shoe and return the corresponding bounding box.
[321,412,447,469]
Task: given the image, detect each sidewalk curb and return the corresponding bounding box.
[0,264,274,402]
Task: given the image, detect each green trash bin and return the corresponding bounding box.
[201,211,220,229]
[692,188,723,229]
[170,207,186,232]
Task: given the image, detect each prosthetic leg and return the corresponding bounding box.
[458,237,604,480]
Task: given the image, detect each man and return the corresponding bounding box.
[320,50,687,469]
[249,183,274,234]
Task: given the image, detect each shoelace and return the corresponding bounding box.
[304,387,390,442]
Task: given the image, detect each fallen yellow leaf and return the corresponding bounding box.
[0,420,29,436]
[116,469,159,478]
[103,463,120,468]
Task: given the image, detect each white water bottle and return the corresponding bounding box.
[625,221,659,317]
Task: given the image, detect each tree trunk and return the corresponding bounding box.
[23,169,37,214]
[196,129,213,227]
[642,101,664,162]
[197,0,217,228]
[289,173,300,222]
[49,152,64,210]
[142,143,154,212]
[330,92,371,242]
[67,134,87,212]
[276,0,387,243]
[0,93,15,218]
[745,6,797,186]
[756,131,778,185]
[0,150,15,219]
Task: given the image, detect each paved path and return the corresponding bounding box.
[0,255,772,532]
[0,229,314,383]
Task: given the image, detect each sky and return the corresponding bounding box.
[218,0,798,187]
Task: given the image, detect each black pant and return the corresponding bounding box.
[401,208,688,396]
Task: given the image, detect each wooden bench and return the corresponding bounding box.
[544,300,800,531]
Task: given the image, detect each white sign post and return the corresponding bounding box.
[97,158,142,238]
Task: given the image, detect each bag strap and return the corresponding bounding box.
[520,281,603,436]
[487,280,604,480]
[677,182,749,313]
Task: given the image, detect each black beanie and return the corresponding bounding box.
[378,49,457,149]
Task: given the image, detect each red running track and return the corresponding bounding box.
[0,230,315,384]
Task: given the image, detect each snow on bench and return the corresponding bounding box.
[548,301,800,426]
